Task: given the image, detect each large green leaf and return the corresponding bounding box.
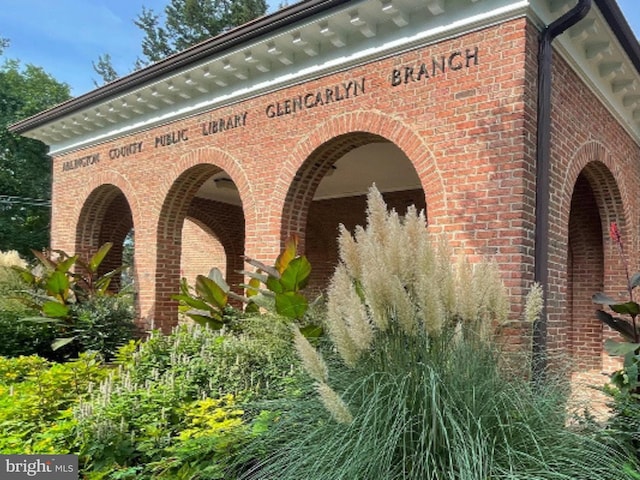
[596,310,636,341]
[52,337,76,351]
[604,338,640,356]
[208,267,230,293]
[46,270,70,299]
[275,235,299,274]
[195,275,228,309]
[300,324,323,338]
[275,291,308,320]
[187,313,224,330]
[611,301,640,316]
[279,256,311,292]
[55,255,78,274]
[171,293,211,312]
[266,275,284,294]
[42,301,70,318]
[592,292,620,305]
[89,242,113,273]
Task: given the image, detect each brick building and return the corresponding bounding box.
[10,0,640,374]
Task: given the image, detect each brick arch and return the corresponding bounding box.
[74,172,141,293]
[72,172,141,255]
[275,111,446,249]
[559,143,631,242]
[153,150,249,331]
[154,147,256,233]
[186,198,244,297]
[559,143,630,371]
[567,173,604,369]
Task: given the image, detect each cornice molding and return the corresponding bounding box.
[11,0,640,154]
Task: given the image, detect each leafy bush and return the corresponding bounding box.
[0,253,58,358]
[12,243,136,360]
[69,294,136,361]
[0,353,107,454]
[76,317,308,479]
[592,222,640,464]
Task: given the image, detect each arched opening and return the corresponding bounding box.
[155,165,245,331]
[76,184,134,294]
[282,132,425,293]
[567,173,604,370]
[566,161,627,371]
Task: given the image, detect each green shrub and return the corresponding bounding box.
[0,256,59,358]
[10,244,136,360]
[69,294,137,361]
[76,317,308,479]
[0,353,107,454]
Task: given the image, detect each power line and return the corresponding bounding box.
[0,195,51,207]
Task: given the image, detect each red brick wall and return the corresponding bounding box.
[49,18,549,334]
[546,37,640,373]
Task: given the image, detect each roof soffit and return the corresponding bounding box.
[14,0,530,154]
[14,0,640,153]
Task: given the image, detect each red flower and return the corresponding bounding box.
[610,222,622,244]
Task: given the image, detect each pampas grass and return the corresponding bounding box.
[238,186,638,480]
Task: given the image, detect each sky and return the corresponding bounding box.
[0,0,639,98]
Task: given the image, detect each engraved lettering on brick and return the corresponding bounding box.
[201,111,248,136]
[61,153,100,172]
[265,77,366,118]
[391,46,479,87]
[108,141,143,159]
[154,129,189,148]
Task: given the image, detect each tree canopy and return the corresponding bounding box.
[0,56,71,256]
[94,0,268,84]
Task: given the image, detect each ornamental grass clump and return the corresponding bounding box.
[297,185,508,423]
[247,185,638,480]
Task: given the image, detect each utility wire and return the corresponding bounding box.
[0,195,51,207]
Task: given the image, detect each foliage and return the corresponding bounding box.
[593,222,640,464]
[293,185,508,419]
[248,335,638,480]
[593,223,640,395]
[0,253,58,358]
[244,187,636,479]
[0,56,71,256]
[13,243,135,360]
[94,0,268,83]
[76,318,307,478]
[173,235,314,331]
[92,53,119,86]
[173,267,232,329]
[0,353,107,454]
[146,395,250,479]
[243,234,313,324]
